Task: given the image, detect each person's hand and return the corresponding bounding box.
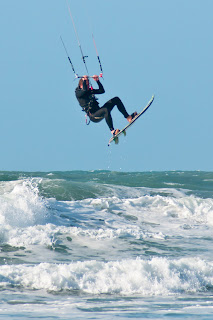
[92,75,99,82]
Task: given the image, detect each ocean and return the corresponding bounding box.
[0,170,213,319]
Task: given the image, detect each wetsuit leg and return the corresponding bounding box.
[89,97,129,131]
[102,97,129,118]
[89,108,114,131]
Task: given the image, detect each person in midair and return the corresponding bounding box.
[75,75,137,135]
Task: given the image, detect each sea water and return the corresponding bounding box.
[0,171,213,319]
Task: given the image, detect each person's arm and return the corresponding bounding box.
[91,75,105,94]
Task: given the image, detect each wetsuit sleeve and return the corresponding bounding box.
[91,80,105,94]
[75,80,105,99]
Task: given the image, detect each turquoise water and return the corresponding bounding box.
[0,171,213,319]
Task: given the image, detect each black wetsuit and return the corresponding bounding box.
[75,80,129,131]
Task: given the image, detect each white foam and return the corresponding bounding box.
[1,178,213,255]
[0,257,213,295]
[82,190,213,231]
[0,179,49,229]
[4,222,165,250]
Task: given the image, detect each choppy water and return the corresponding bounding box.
[0,171,213,319]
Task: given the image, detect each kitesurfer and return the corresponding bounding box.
[75,75,137,135]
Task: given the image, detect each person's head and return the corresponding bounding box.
[79,76,89,89]
[78,78,83,88]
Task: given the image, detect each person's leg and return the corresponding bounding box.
[89,108,114,131]
[102,97,129,118]
[102,97,137,124]
[89,97,137,132]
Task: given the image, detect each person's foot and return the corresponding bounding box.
[127,112,137,123]
[111,129,120,136]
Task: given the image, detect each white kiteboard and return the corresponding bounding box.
[108,95,155,146]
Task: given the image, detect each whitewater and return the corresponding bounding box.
[0,170,213,319]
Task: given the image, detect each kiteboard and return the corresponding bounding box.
[108,95,155,146]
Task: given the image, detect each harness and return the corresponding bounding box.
[79,89,104,125]
[81,97,94,125]
[81,94,102,125]
[82,104,92,125]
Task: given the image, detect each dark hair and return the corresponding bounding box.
[78,78,83,88]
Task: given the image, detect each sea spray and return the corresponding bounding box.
[0,257,213,295]
[0,171,213,319]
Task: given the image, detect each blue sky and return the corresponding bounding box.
[1,0,213,172]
